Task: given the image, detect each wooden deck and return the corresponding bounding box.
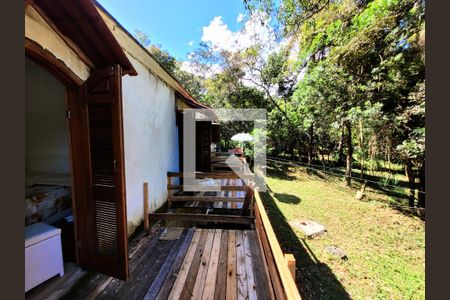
[26,169,301,300]
[25,227,273,300]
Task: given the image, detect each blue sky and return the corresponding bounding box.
[97,0,248,61]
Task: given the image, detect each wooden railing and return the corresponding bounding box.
[166,171,254,208]
[167,171,253,179]
[148,171,256,225]
[254,189,302,300]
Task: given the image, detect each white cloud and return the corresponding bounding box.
[181,59,223,78]
[188,40,194,46]
[200,13,278,56]
[236,13,245,23]
[183,12,283,88]
[201,16,236,52]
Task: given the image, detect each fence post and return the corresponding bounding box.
[167,174,172,208]
[143,182,149,231]
[285,253,296,280]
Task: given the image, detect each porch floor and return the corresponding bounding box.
[25,226,272,300]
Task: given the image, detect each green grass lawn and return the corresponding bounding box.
[261,162,425,300]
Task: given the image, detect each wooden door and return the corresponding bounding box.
[196,121,212,172]
[78,65,128,280]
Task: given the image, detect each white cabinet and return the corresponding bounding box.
[25,222,64,292]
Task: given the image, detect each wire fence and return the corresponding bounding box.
[266,156,425,195]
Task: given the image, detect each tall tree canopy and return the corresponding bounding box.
[134,0,425,207]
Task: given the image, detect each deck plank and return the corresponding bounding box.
[155,228,196,300]
[98,230,178,300]
[59,271,108,300]
[226,230,237,300]
[214,230,229,300]
[167,229,202,300]
[41,269,87,300]
[177,229,209,299]
[191,229,216,299]
[243,230,258,300]
[144,228,193,300]
[96,228,165,300]
[248,230,275,300]
[85,276,113,300]
[119,239,177,299]
[235,231,248,300]
[202,229,223,300]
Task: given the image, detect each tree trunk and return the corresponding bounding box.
[320,149,326,166]
[345,120,353,187]
[359,119,365,179]
[337,122,345,166]
[386,136,392,171]
[405,158,416,207]
[418,160,425,208]
[308,124,314,164]
[289,141,295,160]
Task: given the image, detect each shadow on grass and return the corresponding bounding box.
[269,160,411,207]
[261,191,351,300]
[273,193,302,204]
[305,168,326,180]
[266,164,296,181]
[269,158,410,198]
[391,205,425,221]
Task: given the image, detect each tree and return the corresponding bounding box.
[133,30,205,100]
[246,0,425,199]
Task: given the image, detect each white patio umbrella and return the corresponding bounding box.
[231,133,254,142]
[231,133,253,153]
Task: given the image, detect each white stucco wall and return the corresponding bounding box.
[25,57,70,177]
[122,55,179,236]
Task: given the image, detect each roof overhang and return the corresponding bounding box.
[176,91,211,110]
[30,0,137,76]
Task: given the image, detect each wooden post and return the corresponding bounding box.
[241,183,255,216]
[285,253,296,280]
[143,182,149,231]
[167,174,172,208]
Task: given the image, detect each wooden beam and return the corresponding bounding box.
[254,202,285,300]
[168,196,244,203]
[254,190,301,300]
[167,171,254,179]
[170,206,242,215]
[148,213,254,225]
[27,3,96,69]
[143,182,149,231]
[25,38,84,87]
[167,184,246,191]
[241,183,255,216]
[167,174,172,208]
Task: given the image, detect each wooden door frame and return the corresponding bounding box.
[25,44,123,269]
[25,45,88,266]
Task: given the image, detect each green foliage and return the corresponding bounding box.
[133,30,205,100]
[147,45,177,74]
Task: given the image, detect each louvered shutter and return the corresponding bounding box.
[81,65,128,280]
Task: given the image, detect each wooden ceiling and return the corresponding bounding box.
[31,0,137,76]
